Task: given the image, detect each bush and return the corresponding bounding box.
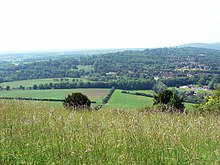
[195,87,220,114]
[63,92,91,110]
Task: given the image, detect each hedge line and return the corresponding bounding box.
[121,91,154,98]
[102,86,115,104]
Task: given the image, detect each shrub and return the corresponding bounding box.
[195,87,220,114]
[63,92,91,110]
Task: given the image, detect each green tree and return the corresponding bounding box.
[33,84,38,90]
[168,93,185,110]
[6,86,10,91]
[63,92,91,110]
[153,90,185,112]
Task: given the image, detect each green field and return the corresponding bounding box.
[105,90,154,109]
[0,88,109,103]
[106,90,195,110]
[0,100,219,164]
[0,88,195,110]
[0,78,88,88]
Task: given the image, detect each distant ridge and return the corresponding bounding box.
[179,42,220,50]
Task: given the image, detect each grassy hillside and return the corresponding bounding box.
[0,100,219,164]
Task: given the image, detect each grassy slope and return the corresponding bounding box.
[0,100,219,164]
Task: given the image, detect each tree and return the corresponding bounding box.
[19,85,25,90]
[153,90,185,112]
[168,93,185,110]
[6,86,10,91]
[63,92,91,110]
[33,84,38,90]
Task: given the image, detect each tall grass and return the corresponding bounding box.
[0,100,219,164]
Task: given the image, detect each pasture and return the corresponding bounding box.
[0,88,195,110]
[106,90,154,109]
[0,88,109,103]
[0,78,88,88]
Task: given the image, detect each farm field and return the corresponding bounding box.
[0,78,88,88]
[106,90,154,109]
[0,100,219,164]
[106,89,194,110]
[0,88,109,103]
[0,88,195,110]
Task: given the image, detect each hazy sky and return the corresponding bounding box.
[0,0,219,52]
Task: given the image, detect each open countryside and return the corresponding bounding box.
[0,87,199,110]
[1,47,220,164]
[1,0,220,163]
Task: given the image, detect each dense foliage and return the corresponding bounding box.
[195,87,220,114]
[153,90,185,112]
[102,86,115,104]
[63,92,91,110]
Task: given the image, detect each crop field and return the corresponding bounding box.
[0,100,219,164]
[0,78,88,88]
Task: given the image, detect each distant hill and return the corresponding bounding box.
[179,42,220,50]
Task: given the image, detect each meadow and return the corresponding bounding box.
[105,90,154,109]
[0,78,88,88]
[106,90,194,110]
[0,100,219,164]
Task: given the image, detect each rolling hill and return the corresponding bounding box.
[179,42,220,50]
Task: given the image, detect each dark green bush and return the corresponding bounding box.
[63,92,91,110]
